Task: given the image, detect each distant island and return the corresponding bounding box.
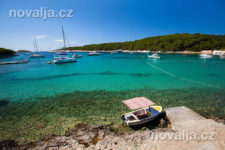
[0,48,16,57]
[17,50,31,53]
[65,33,225,51]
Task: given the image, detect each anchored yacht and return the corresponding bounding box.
[148,53,160,59]
[30,38,44,58]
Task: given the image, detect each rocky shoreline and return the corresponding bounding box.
[0,112,169,150]
[0,106,224,150]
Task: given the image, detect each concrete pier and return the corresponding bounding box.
[164,106,225,150]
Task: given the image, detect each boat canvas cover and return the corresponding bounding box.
[122,97,155,110]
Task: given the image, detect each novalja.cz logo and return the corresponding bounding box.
[9,7,74,20]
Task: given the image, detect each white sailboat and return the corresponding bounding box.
[219,55,225,59]
[51,56,76,64]
[148,53,160,59]
[72,54,83,58]
[56,52,67,55]
[88,51,100,56]
[110,43,120,54]
[88,44,100,56]
[49,26,76,64]
[30,38,44,58]
[200,54,212,58]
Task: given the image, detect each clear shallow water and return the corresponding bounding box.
[0,52,225,101]
[0,52,225,144]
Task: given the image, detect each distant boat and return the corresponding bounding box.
[0,59,29,65]
[111,43,121,54]
[88,51,100,56]
[30,38,44,58]
[111,51,118,54]
[30,54,44,58]
[111,50,121,54]
[49,56,76,64]
[200,54,212,58]
[49,26,77,64]
[72,54,83,58]
[56,52,67,55]
[220,55,225,59]
[148,53,160,59]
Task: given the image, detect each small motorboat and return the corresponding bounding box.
[56,52,67,55]
[111,50,121,54]
[48,56,76,64]
[121,97,162,126]
[219,55,225,59]
[88,51,100,56]
[0,59,29,65]
[111,51,118,54]
[200,54,212,58]
[72,54,83,58]
[21,59,29,63]
[148,53,160,59]
[30,54,44,58]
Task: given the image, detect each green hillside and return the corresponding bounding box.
[0,48,16,57]
[67,33,225,52]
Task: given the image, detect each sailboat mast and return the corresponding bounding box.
[33,41,37,52]
[34,37,39,52]
[62,26,66,49]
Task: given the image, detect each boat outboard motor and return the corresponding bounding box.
[121,115,125,120]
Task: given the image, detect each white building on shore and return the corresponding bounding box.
[201,50,212,54]
[212,50,225,55]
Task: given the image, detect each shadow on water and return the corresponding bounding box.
[97,71,122,75]
[110,57,143,59]
[130,73,151,77]
[0,100,9,107]
[10,71,152,81]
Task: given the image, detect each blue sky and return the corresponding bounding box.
[0,0,225,51]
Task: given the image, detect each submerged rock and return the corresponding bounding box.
[0,140,18,150]
[0,100,9,107]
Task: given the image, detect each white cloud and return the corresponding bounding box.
[69,41,77,44]
[35,35,47,39]
[54,39,64,42]
[54,40,77,45]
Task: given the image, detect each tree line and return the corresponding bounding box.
[0,48,15,57]
[65,33,225,52]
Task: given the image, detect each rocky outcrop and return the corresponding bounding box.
[1,106,224,150]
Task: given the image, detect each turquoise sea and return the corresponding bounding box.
[1,52,225,101]
[0,52,225,144]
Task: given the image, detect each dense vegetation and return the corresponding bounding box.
[67,33,225,51]
[0,48,16,57]
[17,50,30,52]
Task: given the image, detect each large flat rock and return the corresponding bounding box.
[165,106,206,124]
[164,106,225,150]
